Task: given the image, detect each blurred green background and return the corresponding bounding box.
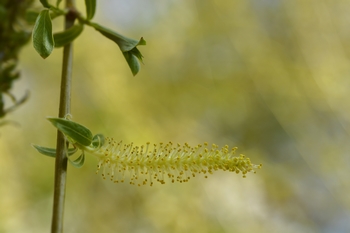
[1,0,350,232]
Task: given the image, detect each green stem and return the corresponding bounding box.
[51,1,75,232]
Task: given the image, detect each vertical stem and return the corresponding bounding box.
[51,1,75,232]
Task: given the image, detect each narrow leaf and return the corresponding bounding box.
[56,0,62,7]
[32,9,54,59]
[32,144,78,157]
[89,22,145,75]
[123,51,141,76]
[69,152,85,168]
[90,23,140,51]
[40,0,51,8]
[85,0,96,20]
[47,117,93,146]
[53,24,84,47]
[92,134,105,149]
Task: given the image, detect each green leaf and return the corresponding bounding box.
[40,0,51,8]
[47,117,93,146]
[32,144,78,157]
[69,152,85,168]
[56,0,62,7]
[123,47,144,76]
[90,23,145,51]
[92,134,105,149]
[89,22,146,75]
[85,0,96,20]
[53,24,84,48]
[32,9,54,59]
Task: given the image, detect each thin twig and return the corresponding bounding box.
[51,1,75,232]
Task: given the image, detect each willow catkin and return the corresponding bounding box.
[90,137,262,186]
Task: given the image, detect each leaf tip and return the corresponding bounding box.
[40,54,50,59]
[139,37,146,45]
[46,116,56,122]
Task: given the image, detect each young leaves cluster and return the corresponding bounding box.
[32,0,145,75]
[33,117,104,168]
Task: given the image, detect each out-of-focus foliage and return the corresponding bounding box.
[0,0,33,119]
[1,0,350,233]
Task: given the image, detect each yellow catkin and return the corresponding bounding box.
[91,137,262,186]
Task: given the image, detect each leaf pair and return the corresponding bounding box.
[89,23,146,76]
[33,0,146,75]
[32,117,105,168]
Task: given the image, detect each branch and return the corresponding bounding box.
[51,0,75,232]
